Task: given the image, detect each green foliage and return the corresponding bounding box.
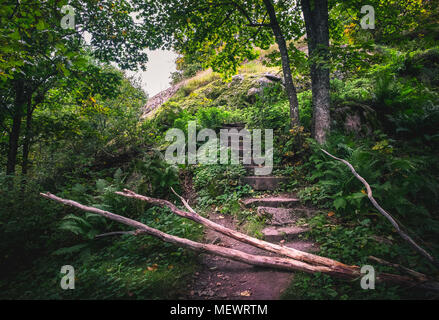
[132,152,180,199]
[401,47,439,86]
[297,132,439,268]
[242,83,288,130]
[193,164,251,210]
[133,0,304,79]
[282,209,438,300]
[196,106,231,129]
[59,213,108,240]
[2,0,439,301]
[171,54,204,84]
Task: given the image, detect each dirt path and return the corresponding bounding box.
[184,212,317,300]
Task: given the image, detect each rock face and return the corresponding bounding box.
[247,87,262,98]
[246,73,281,102]
[141,80,187,119]
[332,104,378,136]
[263,73,282,82]
[232,74,244,82]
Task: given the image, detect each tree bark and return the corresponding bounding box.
[263,0,300,127]
[22,95,34,176]
[6,79,26,176]
[301,0,331,143]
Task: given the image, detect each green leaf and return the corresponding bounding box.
[334,197,347,210]
[36,20,46,30]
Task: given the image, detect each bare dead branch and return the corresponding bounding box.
[321,148,439,269]
[171,187,197,213]
[40,192,346,276]
[117,188,355,274]
[369,256,429,282]
[95,230,140,238]
[40,192,439,291]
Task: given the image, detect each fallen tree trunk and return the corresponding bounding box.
[40,192,347,276]
[41,192,439,291]
[115,188,355,274]
[321,149,439,269]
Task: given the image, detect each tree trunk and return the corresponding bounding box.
[301,0,331,144]
[22,95,34,176]
[263,0,300,127]
[6,79,25,175]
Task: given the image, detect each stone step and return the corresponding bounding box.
[240,176,288,191]
[220,156,260,166]
[241,196,300,208]
[262,226,310,242]
[257,207,298,226]
[257,207,316,225]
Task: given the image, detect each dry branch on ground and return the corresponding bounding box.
[40,191,439,292]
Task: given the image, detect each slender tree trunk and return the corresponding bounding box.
[6,79,25,175]
[263,0,300,127]
[22,95,34,176]
[301,0,331,143]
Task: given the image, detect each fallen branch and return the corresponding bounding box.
[321,148,439,269]
[40,192,348,276]
[40,192,439,291]
[116,188,355,274]
[369,256,429,282]
[95,231,139,238]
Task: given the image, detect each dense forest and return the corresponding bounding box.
[1,0,439,300]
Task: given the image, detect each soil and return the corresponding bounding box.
[183,212,317,300]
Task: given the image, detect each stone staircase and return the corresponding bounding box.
[220,123,288,191]
[241,194,315,244]
[221,123,317,248]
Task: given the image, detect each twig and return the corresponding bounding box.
[321,148,439,269]
[95,230,140,238]
[171,187,196,213]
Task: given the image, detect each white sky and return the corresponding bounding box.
[126,50,178,98]
[84,32,177,98]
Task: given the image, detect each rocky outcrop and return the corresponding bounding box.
[246,73,283,102]
[141,80,187,119]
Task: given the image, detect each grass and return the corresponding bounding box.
[237,61,280,75]
[180,69,222,96]
[0,233,202,299]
